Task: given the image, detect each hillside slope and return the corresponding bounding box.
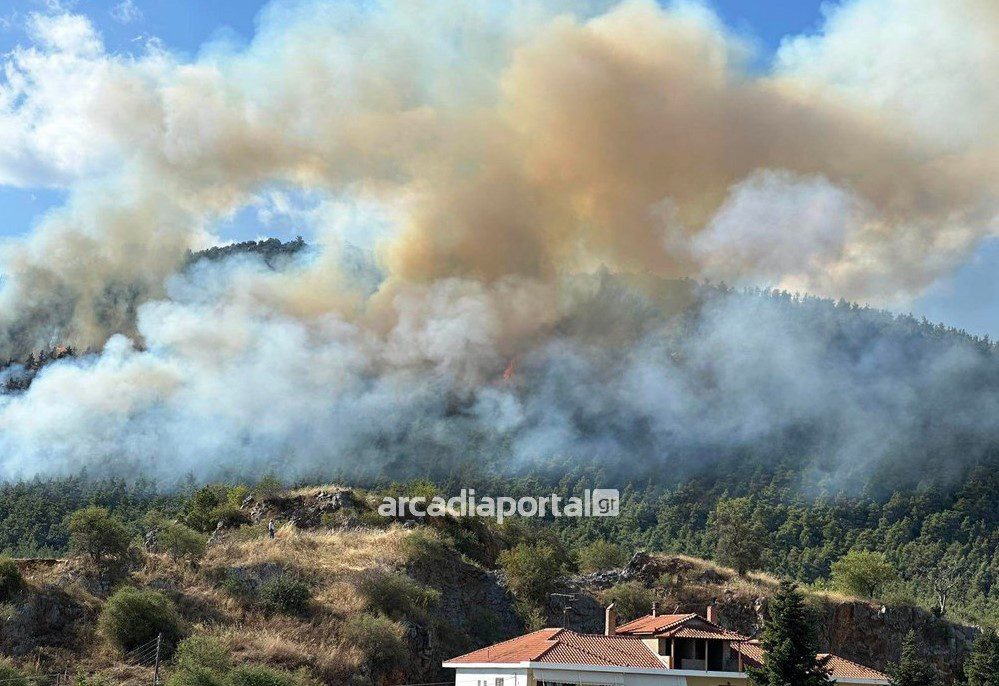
[1,484,978,685]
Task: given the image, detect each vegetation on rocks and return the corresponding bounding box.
[0,557,24,602]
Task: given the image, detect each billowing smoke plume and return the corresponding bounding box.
[0,0,996,482]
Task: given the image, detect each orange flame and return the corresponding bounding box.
[502,359,516,382]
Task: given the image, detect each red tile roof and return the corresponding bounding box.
[614,613,697,635]
[447,629,662,668]
[447,628,562,663]
[664,626,748,640]
[615,612,748,640]
[823,654,892,680]
[448,617,887,682]
[736,643,888,681]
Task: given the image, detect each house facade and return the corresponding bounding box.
[444,605,889,686]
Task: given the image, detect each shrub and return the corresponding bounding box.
[602,582,655,621]
[219,570,255,602]
[0,557,24,602]
[831,550,899,599]
[227,665,299,686]
[254,476,284,500]
[99,587,183,654]
[167,668,226,686]
[182,486,248,533]
[168,636,300,686]
[497,543,567,604]
[341,614,408,675]
[73,675,111,686]
[259,575,311,616]
[159,523,208,562]
[66,507,132,564]
[578,541,628,573]
[211,504,248,529]
[173,636,232,673]
[226,485,251,508]
[398,528,451,566]
[358,570,439,621]
[0,658,27,686]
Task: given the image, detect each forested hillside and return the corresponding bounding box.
[2,462,999,629]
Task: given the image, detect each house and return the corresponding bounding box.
[444,604,889,685]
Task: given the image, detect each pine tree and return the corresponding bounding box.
[887,631,936,686]
[748,581,831,686]
[711,497,767,576]
[965,629,999,686]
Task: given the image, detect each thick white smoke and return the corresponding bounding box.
[0,0,996,480]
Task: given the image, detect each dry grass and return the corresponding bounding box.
[14,519,429,682]
[176,524,424,679]
[207,524,413,578]
[284,484,346,498]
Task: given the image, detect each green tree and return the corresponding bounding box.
[578,540,628,573]
[602,582,655,622]
[0,557,25,602]
[159,523,207,563]
[748,581,831,686]
[965,629,999,686]
[887,631,936,686]
[66,507,132,564]
[497,542,567,605]
[710,497,766,576]
[99,587,183,654]
[831,550,899,599]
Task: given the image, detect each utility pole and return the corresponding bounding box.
[153,633,163,686]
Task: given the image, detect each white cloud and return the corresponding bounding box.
[775,0,999,152]
[110,0,143,25]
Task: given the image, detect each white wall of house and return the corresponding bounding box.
[453,666,530,686]
[450,664,887,686]
[532,666,686,685]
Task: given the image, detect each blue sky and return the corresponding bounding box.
[0,0,995,337]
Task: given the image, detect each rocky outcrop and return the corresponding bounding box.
[406,543,523,679]
[820,601,974,682]
[243,488,357,528]
[0,584,97,657]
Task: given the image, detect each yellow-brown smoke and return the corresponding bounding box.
[0,0,996,354]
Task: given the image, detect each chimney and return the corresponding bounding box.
[707,603,718,624]
[651,601,659,617]
[604,603,617,636]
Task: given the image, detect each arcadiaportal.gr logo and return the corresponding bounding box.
[378,488,620,523]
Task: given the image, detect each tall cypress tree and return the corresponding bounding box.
[965,629,999,686]
[887,631,936,686]
[748,581,831,686]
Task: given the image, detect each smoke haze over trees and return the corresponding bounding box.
[0,0,995,487]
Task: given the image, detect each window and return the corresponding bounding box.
[495,679,504,686]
